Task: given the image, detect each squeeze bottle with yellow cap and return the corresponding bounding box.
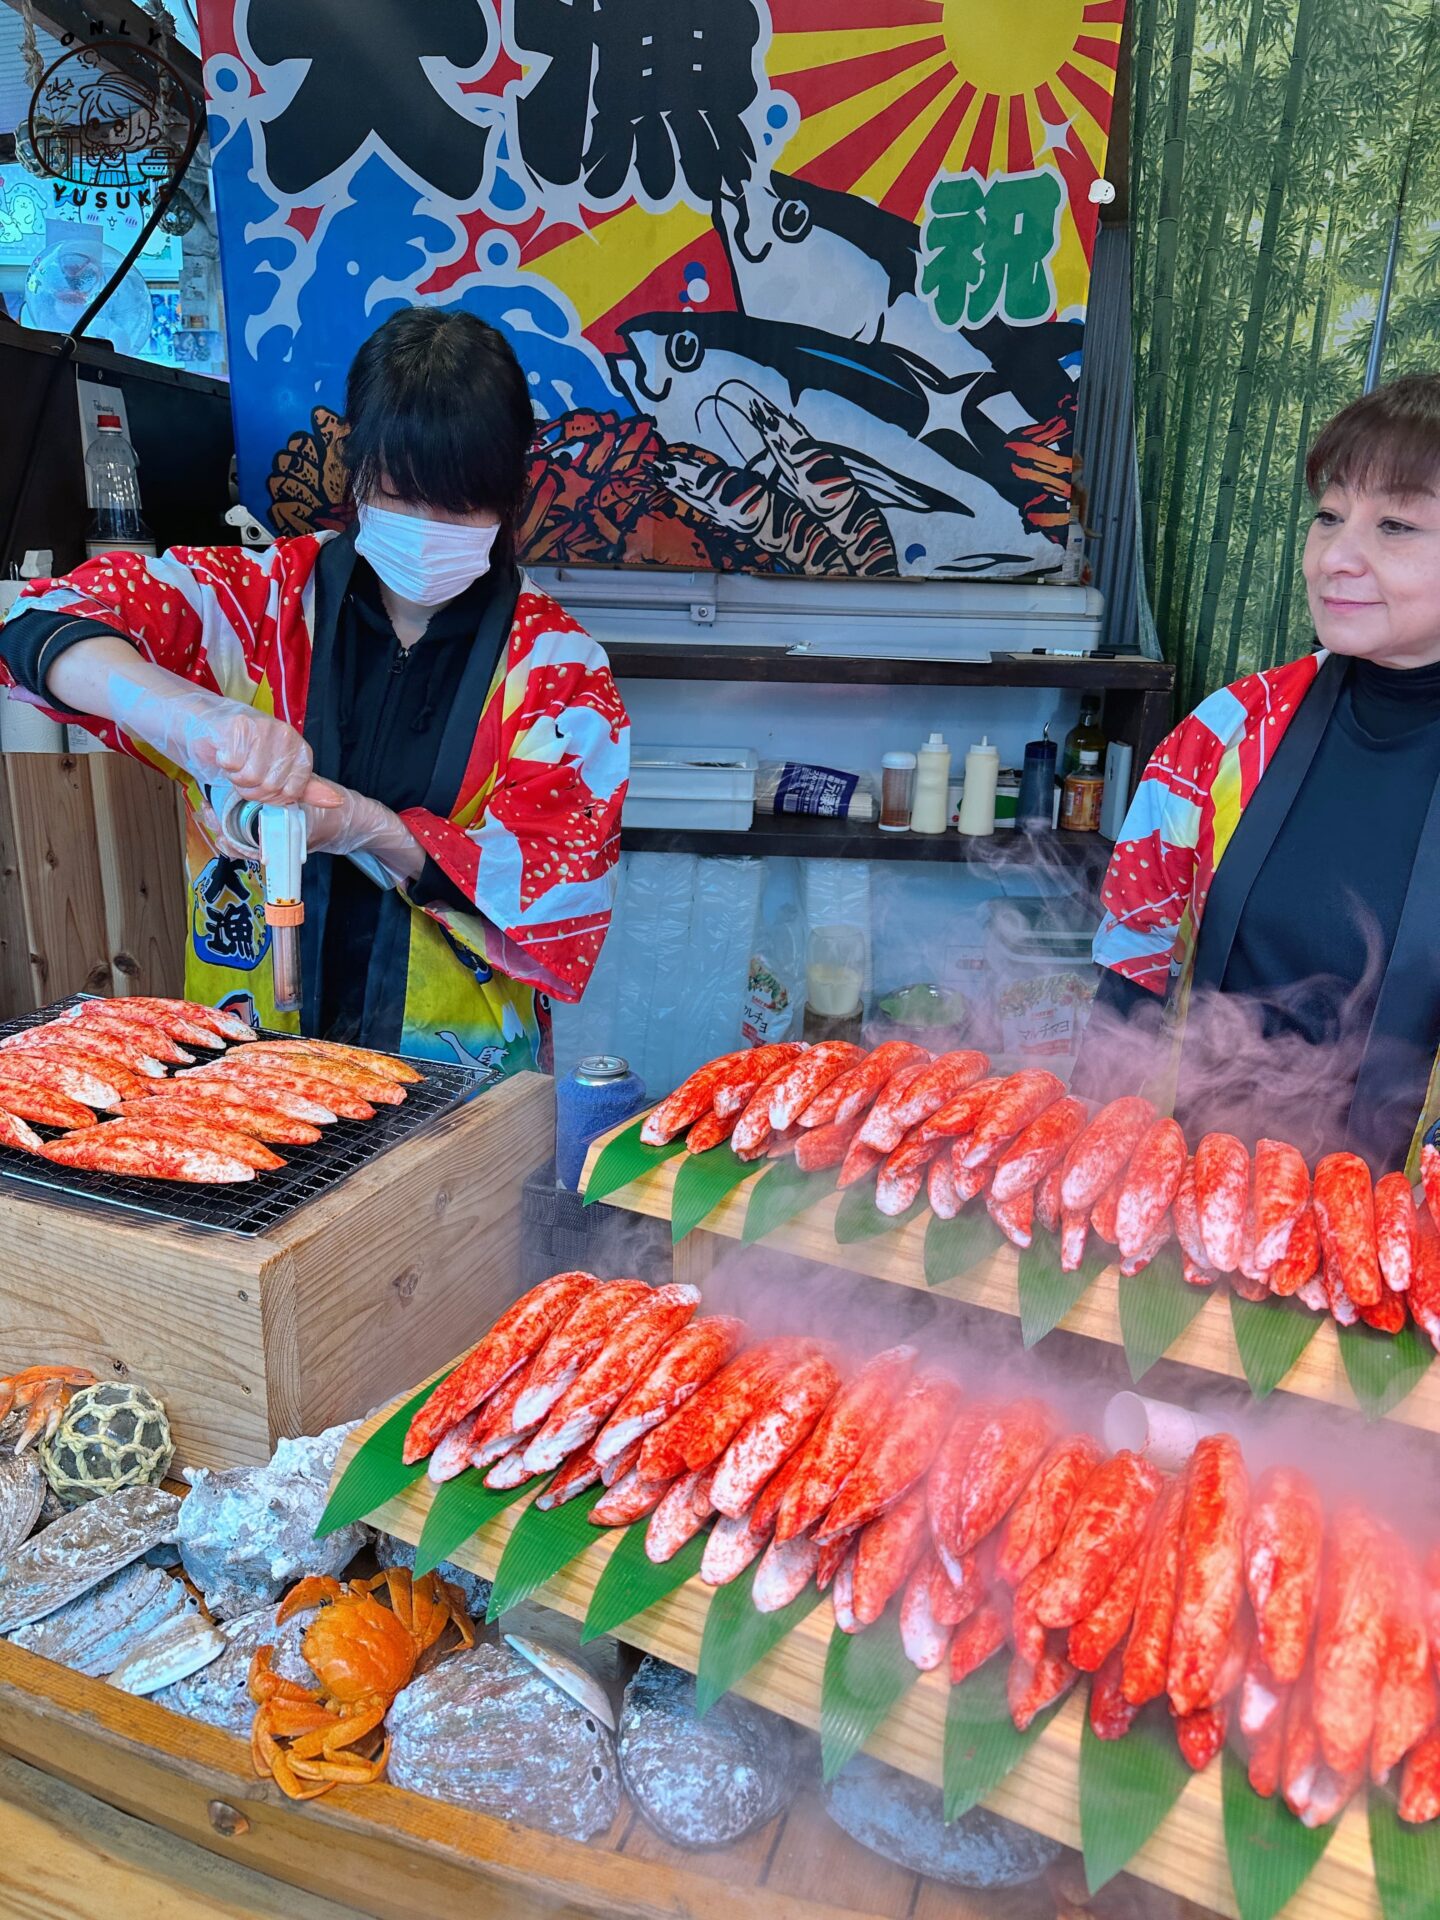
[909,731,951,834]
[957,736,999,836]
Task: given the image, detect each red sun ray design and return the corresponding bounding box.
[777,34,948,123]
[1007,94,1032,173]
[815,61,957,199]
[1074,34,1121,68]
[963,92,1001,175]
[890,79,976,221]
[1085,0,1126,17]
[1056,59,1116,129]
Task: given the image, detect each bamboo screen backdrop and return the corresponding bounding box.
[1133,0,1440,709]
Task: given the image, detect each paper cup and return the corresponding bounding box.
[1103,1391,1224,1472]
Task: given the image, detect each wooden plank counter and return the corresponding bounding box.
[0,1638,919,1920]
[0,1070,554,1470]
[581,1134,1440,1435]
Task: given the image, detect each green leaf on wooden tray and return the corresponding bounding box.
[1221,1747,1336,1920]
[1016,1233,1109,1349]
[943,1657,1064,1823]
[582,1518,708,1643]
[924,1209,1008,1289]
[1338,1318,1435,1420]
[316,1374,450,1537]
[413,1468,538,1578]
[820,1610,920,1782]
[1229,1292,1323,1399]
[1370,1786,1440,1920]
[1079,1698,1192,1893]
[833,1184,927,1244]
[670,1143,759,1244]
[583,1114,685,1206]
[486,1484,607,1620]
[1117,1244,1211,1384]
[742,1157,838,1245]
[695,1561,823,1717]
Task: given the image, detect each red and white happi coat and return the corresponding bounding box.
[3,536,629,1071]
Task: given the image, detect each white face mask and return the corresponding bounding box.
[354,501,500,607]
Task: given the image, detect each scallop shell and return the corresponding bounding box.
[503,1631,617,1731]
[8,1562,196,1675]
[0,1484,180,1633]
[107,1611,228,1695]
[0,1454,44,1558]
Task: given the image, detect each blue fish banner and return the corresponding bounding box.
[196,0,1122,579]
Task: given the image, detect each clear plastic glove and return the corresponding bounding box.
[108,679,338,811]
[300,783,424,890]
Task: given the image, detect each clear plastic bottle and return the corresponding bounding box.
[85,412,155,558]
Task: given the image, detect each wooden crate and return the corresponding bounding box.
[581,1137,1440,1435]
[0,1071,554,1470]
[334,1396,1379,1920]
[0,1638,911,1920]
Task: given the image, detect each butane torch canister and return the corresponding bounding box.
[207,784,307,1012]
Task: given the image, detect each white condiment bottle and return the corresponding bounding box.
[957,735,1000,836]
[909,731,951,834]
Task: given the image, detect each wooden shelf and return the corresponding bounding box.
[334,1404,1379,1920]
[581,1131,1440,1437]
[621,816,1113,867]
[608,644,1174,692]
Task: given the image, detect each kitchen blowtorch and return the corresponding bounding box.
[205,782,306,1012]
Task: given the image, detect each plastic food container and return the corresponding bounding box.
[984,897,1098,1063]
[623,745,759,830]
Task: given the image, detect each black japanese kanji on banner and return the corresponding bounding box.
[200,0,1124,579]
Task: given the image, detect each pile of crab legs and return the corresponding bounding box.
[639,1040,1440,1342]
[404,1270,1440,1827]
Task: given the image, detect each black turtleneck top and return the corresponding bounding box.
[1210,654,1440,1164]
[1081,654,1440,1169]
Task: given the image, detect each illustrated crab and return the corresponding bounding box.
[520,406,772,570]
[0,1366,98,1453]
[249,1567,475,1800]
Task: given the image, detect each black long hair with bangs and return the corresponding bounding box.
[342,308,535,559]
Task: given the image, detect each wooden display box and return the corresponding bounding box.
[335,1393,1378,1920]
[0,1070,553,1470]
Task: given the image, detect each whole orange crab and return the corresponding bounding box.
[248,1567,474,1800]
[0,1365,97,1452]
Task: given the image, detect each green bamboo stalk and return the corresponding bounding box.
[1155,0,1268,635]
[1192,0,1321,698]
[1131,0,1163,276]
[1272,201,1343,659]
[1221,213,1321,682]
[1139,0,1198,593]
[1175,200,1259,703]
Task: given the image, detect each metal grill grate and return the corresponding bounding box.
[0,998,494,1236]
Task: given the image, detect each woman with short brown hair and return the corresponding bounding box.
[1082,373,1440,1175]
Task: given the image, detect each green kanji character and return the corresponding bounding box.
[921,170,1064,329]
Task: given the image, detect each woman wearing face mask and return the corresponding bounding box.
[0,308,630,1072]
[1076,373,1440,1176]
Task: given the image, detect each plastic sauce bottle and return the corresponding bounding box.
[1061,747,1105,832]
[86,411,155,558]
[909,731,951,834]
[956,736,1000,837]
